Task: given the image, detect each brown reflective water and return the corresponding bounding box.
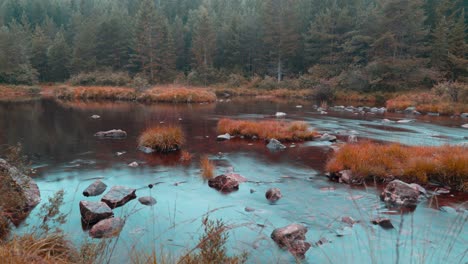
[0,98,467,264]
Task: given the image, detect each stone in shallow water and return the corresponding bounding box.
[138,196,157,206]
[216,133,231,141]
[380,180,420,209]
[101,186,137,208]
[371,217,394,229]
[265,188,282,202]
[266,139,286,150]
[83,180,107,197]
[271,224,310,258]
[79,201,113,224]
[208,175,239,192]
[94,129,127,139]
[89,217,125,238]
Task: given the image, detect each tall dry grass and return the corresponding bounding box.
[139,87,217,103]
[217,119,318,141]
[200,155,215,179]
[138,126,185,153]
[326,142,468,190]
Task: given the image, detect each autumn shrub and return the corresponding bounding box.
[0,85,41,100]
[217,119,318,141]
[70,70,131,86]
[254,76,279,90]
[180,151,193,163]
[386,91,468,115]
[200,155,214,179]
[226,73,248,87]
[138,125,185,153]
[326,142,468,190]
[55,86,137,100]
[432,81,468,103]
[138,87,217,103]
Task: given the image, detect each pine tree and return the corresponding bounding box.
[71,16,98,73]
[47,30,71,81]
[447,9,467,80]
[262,0,301,82]
[191,5,216,69]
[31,25,50,81]
[132,0,159,82]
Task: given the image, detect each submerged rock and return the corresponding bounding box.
[217,133,231,141]
[94,129,127,139]
[341,216,357,226]
[0,158,40,211]
[266,139,286,150]
[265,188,282,202]
[79,201,113,224]
[271,224,310,258]
[83,180,107,197]
[138,196,157,206]
[138,146,155,154]
[128,161,139,167]
[371,217,394,229]
[208,175,239,192]
[89,217,125,238]
[101,186,137,208]
[380,180,420,208]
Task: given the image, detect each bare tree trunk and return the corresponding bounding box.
[277,56,281,83]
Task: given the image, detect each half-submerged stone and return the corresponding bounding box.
[101,186,136,208]
[94,129,127,139]
[380,180,420,209]
[138,196,157,206]
[208,174,239,192]
[271,224,310,258]
[266,138,286,150]
[83,180,107,197]
[265,188,282,202]
[89,217,125,238]
[79,201,113,224]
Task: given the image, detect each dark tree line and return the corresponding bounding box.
[0,0,466,91]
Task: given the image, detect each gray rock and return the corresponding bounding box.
[89,217,125,238]
[371,217,394,229]
[462,124,468,129]
[319,133,337,142]
[347,134,358,143]
[208,175,239,192]
[460,113,468,118]
[94,129,127,139]
[216,133,231,141]
[265,188,282,202]
[91,115,100,119]
[138,146,155,154]
[427,112,440,116]
[409,183,427,196]
[266,139,286,150]
[79,201,113,224]
[380,180,420,208]
[404,107,416,114]
[271,224,310,258]
[338,170,353,184]
[83,180,107,197]
[0,159,40,210]
[101,186,137,208]
[138,196,157,206]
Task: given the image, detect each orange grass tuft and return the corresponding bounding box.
[56,86,137,100]
[138,125,185,152]
[386,92,468,115]
[217,119,318,141]
[200,155,214,179]
[139,87,217,103]
[180,151,193,162]
[326,142,468,191]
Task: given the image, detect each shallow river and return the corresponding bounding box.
[0,98,467,264]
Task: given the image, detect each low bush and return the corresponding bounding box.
[138,125,185,153]
[55,86,137,100]
[69,70,131,86]
[326,142,468,191]
[386,91,468,115]
[432,81,468,103]
[217,119,318,141]
[138,87,217,103]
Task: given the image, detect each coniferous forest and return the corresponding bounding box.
[0,0,466,92]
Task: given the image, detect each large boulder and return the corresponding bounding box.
[208,175,239,192]
[83,180,107,197]
[380,180,420,208]
[79,201,113,224]
[271,224,310,258]
[101,186,136,208]
[89,217,125,238]
[265,188,282,202]
[266,139,286,150]
[0,159,40,211]
[94,129,127,139]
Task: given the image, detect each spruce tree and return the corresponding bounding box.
[47,30,71,81]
